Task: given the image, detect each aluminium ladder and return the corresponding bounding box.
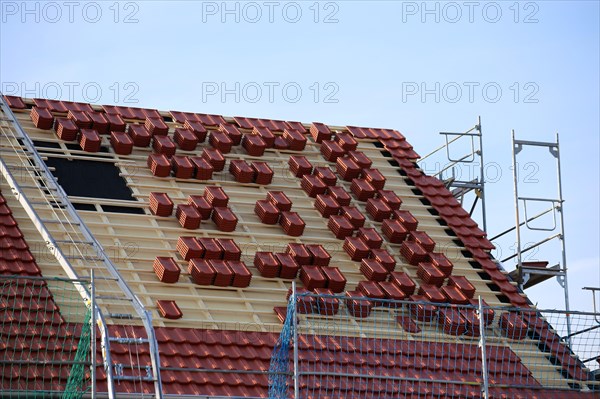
[0,95,163,398]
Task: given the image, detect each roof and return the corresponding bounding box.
[0,95,597,398]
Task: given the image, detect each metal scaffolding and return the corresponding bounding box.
[419,116,487,232]
[492,131,571,339]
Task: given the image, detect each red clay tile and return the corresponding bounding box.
[438,308,467,336]
[366,198,392,221]
[310,122,332,143]
[171,156,195,179]
[212,207,238,232]
[447,275,476,298]
[348,151,372,169]
[157,300,183,319]
[306,244,331,266]
[286,243,312,265]
[343,237,370,261]
[251,126,275,147]
[400,241,428,265]
[201,148,226,172]
[336,133,358,151]
[350,178,376,201]
[357,227,384,249]
[103,105,161,120]
[250,162,273,185]
[210,260,234,286]
[283,128,307,151]
[216,239,241,261]
[147,154,171,177]
[153,135,177,156]
[301,175,327,198]
[288,155,313,177]
[105,113,126,132]
[320,140,345,162]
[340,206,366,229]
[336,157,361,181]
[376,190,402,210]
[177,236,205,260]
[110,132,134,155]
[188,195,213,220]
[397,315,421,333]
[300,265,327,290]
[267,191,292,212]
[183,120,208,141]
[171,111,226,126]
[328,215,354,239]
[88,111,109,134]
[254,252,280,278]
[173,128,198,151]
[360,259,388,281]
[229,159,255,183]
[327,186,351,206]
[370,249,396,272]
[362,168,386,190]
[393,209,418,231]
[241,134,266,156]
[204,186,229,207]
[4,95,26,109]
[389,272,417,296]
[188,259,215,285]
[197,238,223,260]
[357,281,386,304]
[236,117,289,132]
[428,252,453,277]
[441,285,469,305]
[273,136,289,149]
[345,291,373,318]
[254,200,280,225]
[321,267,347,293]
[417,262,446,287]
[274,253,299,279]
[418,284,446,303]
[227,260,252,287]
[153,257,181,283]
[190,157,214,180]
[381,219,408,243]
[209,131,233,153]
[145,117,169,135]
[279,211,305,236]
[67,110,92,128]
[408,231,436,252]
[79,129,101,152]
[314,194,340,218]
[379,281,406,302]
[409,294,438,321]
[499,312,528,340]
[176,204,201,229]
[313,288,339,315]
[54,117,78,141]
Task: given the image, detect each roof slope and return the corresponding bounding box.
[0,95,596,397]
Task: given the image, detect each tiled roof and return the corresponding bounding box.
[1,95,596,397]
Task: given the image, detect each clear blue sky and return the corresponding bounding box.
[1,0,598,312]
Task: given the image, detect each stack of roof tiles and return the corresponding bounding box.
[2,96,595,398]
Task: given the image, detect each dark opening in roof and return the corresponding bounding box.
[44,157,143,214]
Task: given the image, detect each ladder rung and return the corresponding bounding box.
[64,255,104,262]
[113,375,155,382]
[17,184,58,191]
[40,219,80,225]
[29,201,66,207]
[55,239,95,245]
[95,295,133,301]
[107,313,134,319]
[109,337,150,345]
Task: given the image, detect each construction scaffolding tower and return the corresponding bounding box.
[419,116,487,232]
[492,131,571,335]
